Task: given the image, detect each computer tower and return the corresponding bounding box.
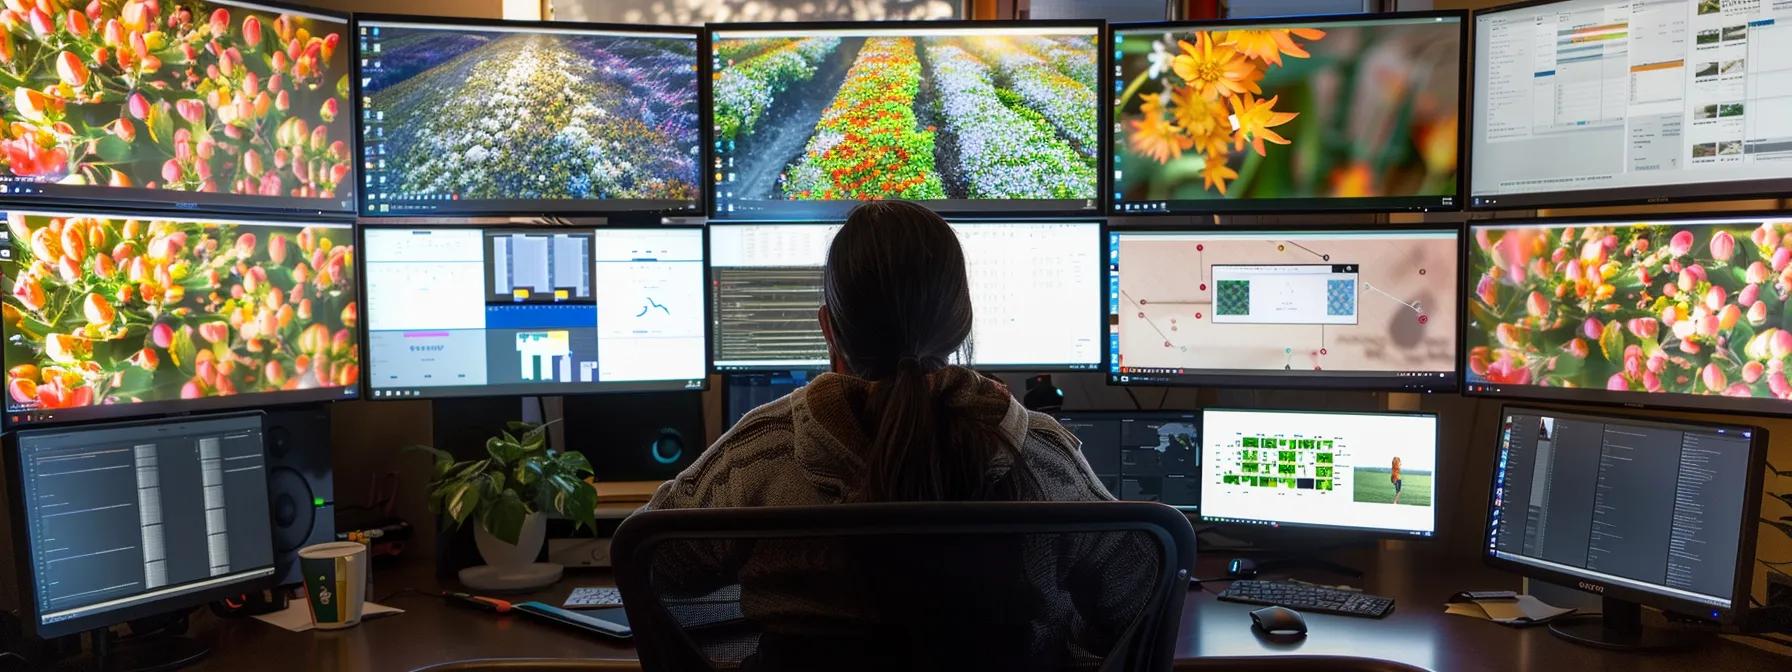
[264,406,334,586]
[562,391,705,482]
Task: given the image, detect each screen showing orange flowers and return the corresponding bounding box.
[709,24,1102,220]
[1112,15,1463,215]
[1466,217,1792,416]
[0,0,355,215]
[2,209,358,428]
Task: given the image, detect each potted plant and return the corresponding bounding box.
[414,421,597,581]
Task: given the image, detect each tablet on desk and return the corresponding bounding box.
[514,601,632,640]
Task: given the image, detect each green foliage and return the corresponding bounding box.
[411,420,596,546]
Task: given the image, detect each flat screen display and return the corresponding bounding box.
[362,226,707,399]
[1107,227,1459,391]
[1055,411,1200,509]
[1470,0,1792,209]
[355,18,701,216]
[1201,408,1438,537]
[1111,13,1464,215]
[2,209,359,428]
[709,221,1103,371]
[1465,215,1792,416]
[708,22,1103,220]
[0,0,355,215]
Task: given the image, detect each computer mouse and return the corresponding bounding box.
[1250,605,1308,636]
[1226,557,1259,579]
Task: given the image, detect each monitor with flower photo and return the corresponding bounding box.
[1111,12,1465,216]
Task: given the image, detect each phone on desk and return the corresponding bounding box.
[514,601,632,639]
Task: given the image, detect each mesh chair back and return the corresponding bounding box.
[613,502,1195,672]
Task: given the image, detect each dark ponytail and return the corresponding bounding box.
[823,201,1033,502]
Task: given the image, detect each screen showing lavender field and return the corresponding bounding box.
[357,21,701,216]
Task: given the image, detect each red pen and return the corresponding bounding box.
[443,591,513,613]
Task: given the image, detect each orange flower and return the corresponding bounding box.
[1202,153,1239,195]
[1330,163,1374,197]
[1171,33,1260,100]
[1168,85,1230,158]
[1228,93,1298,157]
[1127,93,1192,164]
[1221,28,1327,67]
[1418,115,1459,175]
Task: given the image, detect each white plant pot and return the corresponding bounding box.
[474,511,548,571]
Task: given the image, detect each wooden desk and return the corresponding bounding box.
[192,549,1787,672]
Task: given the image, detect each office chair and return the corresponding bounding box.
[613,501,1196,672]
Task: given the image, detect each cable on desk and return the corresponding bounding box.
[1768,461,1787,478]
[1124,387,1144,411]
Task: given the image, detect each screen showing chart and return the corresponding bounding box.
[1055,411,1200,509]
[1112,14,1464,214]
[0,0,355,215]
[709,221,1103,370]
[1471,0,1792,208]
[1465,215,1792,416]
[356,19,700,216]
[1,210,359,429]
[363,226,706,398]
[1108,228,1459,391]
[1487,407,1758,614]
[708,23,1102,220]
[1201,409,1437,537]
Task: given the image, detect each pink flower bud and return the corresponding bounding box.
[1774,329,1792,360]
[127,92,150,120]
[1627,317,1659,339]
[1525,291,1548,318]
[1773,372,1792,398]
[1720,303,1742,331]
[1750,300,1768,326]
[1703,363,1727,391]
[1741,283,1761,307]
[1710,231,1736,261]
[208,7,227,35]
[1745,361,1765,383]
[1706,285,1727,312]
[243,15,261,47]
[151,322,173,348]
[1748,261,1770,284]
[1643,370,1662,392]
[1607,373,1629,391]
[160,159,180,182]
[1669,230,1694,257]
[1775,247,1792,272]
[1582,317,1603,340]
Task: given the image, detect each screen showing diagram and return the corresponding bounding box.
[1201,409,1437,536]
[1108,229,1459,390]
[1470,0,1792,208]
[363,227,706,398]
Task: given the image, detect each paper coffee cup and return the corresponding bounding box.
[300,541,369,629]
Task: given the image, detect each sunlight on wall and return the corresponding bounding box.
[550,0,960,24]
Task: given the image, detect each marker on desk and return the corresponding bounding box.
[444,591,513,613]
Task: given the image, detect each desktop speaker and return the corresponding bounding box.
[264,406,335,586]
[562,391,704,481]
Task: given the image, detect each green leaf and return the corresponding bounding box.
[96,135,134,163]
[482,491,528,546]
[556,450,594,477]
[170,327,197,375]
[486,436,521,465]
[446,481,481,525]
[148,102,174,148]
[1550,354,1585,380]
[563,483,597,532]
[1599,320,1625,364]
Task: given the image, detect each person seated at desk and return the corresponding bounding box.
[644,200,1143,669]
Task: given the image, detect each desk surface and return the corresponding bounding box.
[192,549,1787,672]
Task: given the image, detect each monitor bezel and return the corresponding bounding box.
[349,13,706,219]
[1465,0,1792,212]
[1103,222,1465,393]
[0,0,357,217]
[1051,409,1203,511]
[3,411,278,639]
[706,218,1109,373]
[702,18,1110,222]
[1462,210,1792,417]
[1196,406,1440,539]
[1105,10,1469,217]
[1480,404,1766,624]
[0,206,360,431]
[354,222,712,401]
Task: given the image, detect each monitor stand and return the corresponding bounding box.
[1249,553,1364,579]
[1547,597,1699,651]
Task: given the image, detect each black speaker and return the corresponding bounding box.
[264,406,334,586]
[562,391,704,481]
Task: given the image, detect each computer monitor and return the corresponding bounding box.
[353,16,701,217]
[1054,411,1200,510]
[1107,226,1460,391]
[1,209,359,429]
[1200,408,1437,538]
[4,412,275,639]
[361,225,707,399]
[1111,11,1465,215]
[1464,214,1792,416]
[0,0,355,215]
[1485,406,1765,648]
[1470,0,1792,210]
[707,20,1103,220]
[722,369,818,431]
[708,220,1104,371]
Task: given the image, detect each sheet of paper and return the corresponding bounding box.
[252,600,405,632]
[1443,595,1572,624]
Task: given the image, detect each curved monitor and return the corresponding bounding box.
[1465,214,1792,416]
[1470,0,1792,209]
[2,208,359,429]
[0,0,356,215]
[1107,226,1460,391]
[353,16,702,217]
[707,20,1104,220]
[361,225,708,399]
[1111,12,1465,215]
